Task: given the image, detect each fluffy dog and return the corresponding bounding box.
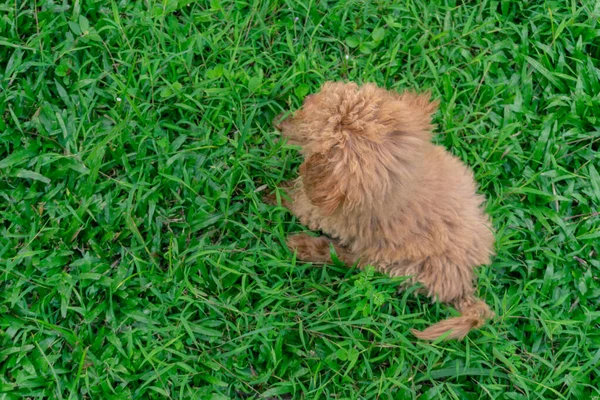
[268,82,495,340]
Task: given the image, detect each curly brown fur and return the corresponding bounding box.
[271,81,495,341]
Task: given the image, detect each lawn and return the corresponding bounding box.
[1,0,599,398]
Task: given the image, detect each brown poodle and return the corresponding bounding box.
[267,81,495,340]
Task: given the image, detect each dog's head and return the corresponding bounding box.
[274,81,439,215]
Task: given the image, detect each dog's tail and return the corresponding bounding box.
[411,295,493,341]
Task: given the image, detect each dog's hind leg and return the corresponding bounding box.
[409,256,493,340]
[286,233,358,265]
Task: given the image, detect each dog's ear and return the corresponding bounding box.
[398,91,439,116]
[300,150,345,216]
[389,91,439,136]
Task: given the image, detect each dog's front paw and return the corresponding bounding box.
[273,113,286,130]
[263,184,294,207]
[286,234,331,262]
[263,191,277,205]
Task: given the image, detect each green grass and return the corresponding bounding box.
[1,0,599,398]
